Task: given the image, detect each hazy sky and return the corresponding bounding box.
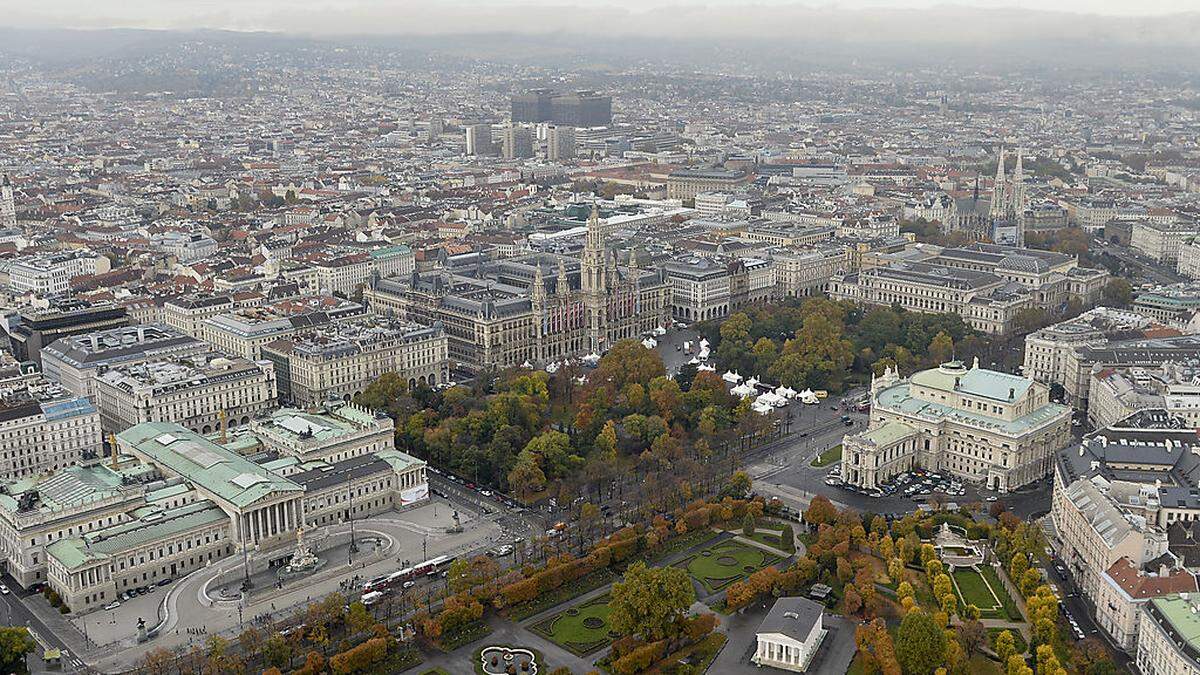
[1,0,1196,34]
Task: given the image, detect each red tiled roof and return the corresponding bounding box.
[1105,557,1197,599]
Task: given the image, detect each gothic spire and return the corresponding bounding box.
[531,262,546,302]
[556,258,570,296]
[989,147,1008,221]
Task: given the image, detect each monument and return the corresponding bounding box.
[277,525,326,582]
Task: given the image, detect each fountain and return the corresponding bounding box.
[479,646,538,675]
[277,525,327,582]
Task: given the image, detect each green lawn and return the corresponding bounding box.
[530,595,616,656]
[954,568,1000,609]
[744,530,785,550]
[811,444,843,467]
[680,541,781,593]
[979,565,1022,621]
[953,567,1020,621]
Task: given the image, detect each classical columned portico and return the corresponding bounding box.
[237,499,303,545]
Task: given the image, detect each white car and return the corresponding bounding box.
[402,581,415,590]
[103,601,121,610]
[0,585,9,595]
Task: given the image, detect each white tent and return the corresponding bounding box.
[731,383,757,398]
[582,352,602,366]
[746,376,761,389]
[755,392,781,407]
[751,400,774,415]
[697,345,711,360]
[545,362,560,374]
[699,338,710,348]
[697,364,716,372]
[652,326,667,336]
[520,360,533,369]
[641,337,657,349]
[722,370,743,384]
[775,386,797,399]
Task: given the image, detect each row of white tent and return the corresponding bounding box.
[722,371,826,414]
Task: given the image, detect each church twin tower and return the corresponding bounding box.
[989,148,1029,245]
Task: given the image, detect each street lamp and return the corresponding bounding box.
[348,478,359,561]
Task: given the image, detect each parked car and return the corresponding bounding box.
[104,601,121,610]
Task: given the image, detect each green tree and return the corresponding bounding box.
[742,513,756,537]
[1008,654,1033,675]
[1102,278,1133,307]
[994,629,1017,663]
[895,610,947,675]
[928,331,955,365]
[609,562,696,641]
[263,632,294,669]
[728,470,752,498]
[0,627,35,672]
[507,455,547,503]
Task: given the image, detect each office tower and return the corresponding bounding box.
[501,124,534,159]
[547,125,576,161]
[465,123,495,156]
[0,174,14,228]
[509,89,613,127]
[511,88,555,123]
[550,91,612,127]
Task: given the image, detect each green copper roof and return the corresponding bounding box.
[876,381,1069,437]
[117,422,302,509]
[47,501,228,571]
[377,449,425,472]
[1151,595,1200,649]
[859,420,919,447]
[909,362,1032,402]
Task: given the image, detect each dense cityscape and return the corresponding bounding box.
[0,6,1197,674]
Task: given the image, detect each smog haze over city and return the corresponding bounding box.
[1,1,1200,674]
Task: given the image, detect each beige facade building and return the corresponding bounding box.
[199,295,367,360]
[262,317,448,407]
[841,360,1071,492]
[829,262,1034,335]
[1021,308,1150,391]
[772,245,849,298]
[94,353,277,434]
[666,169,752,201]
[1095,557,1196,653]
[1131,221,1200,264]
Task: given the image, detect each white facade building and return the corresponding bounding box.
[752,597,827,673]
